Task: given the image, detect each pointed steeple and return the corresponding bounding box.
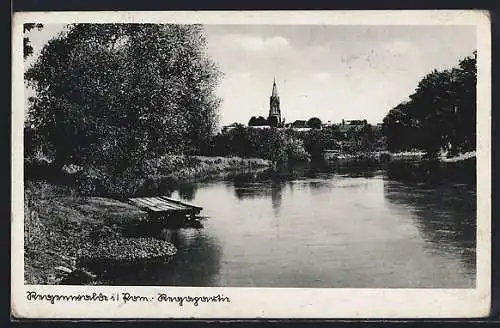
[268,76,281,126]
[271,76,278,98]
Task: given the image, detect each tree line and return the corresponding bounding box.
[382,52,477,157]
[203,123,384,165]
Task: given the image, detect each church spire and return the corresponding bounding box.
[268,76,281,127]
[272,76,278,98]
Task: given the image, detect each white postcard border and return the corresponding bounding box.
[11,10,491,319]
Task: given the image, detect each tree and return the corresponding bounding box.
[268,116,279,127]
[262,128,287,168]
[284,137,309,164]
[307,117,322,129]
[255,116,268,126]
[382,105,411,152]
[303,129,330,160]
[248,116,257,126]
[381,52,476,157]
[24,23,43,59]
[359,124,375,151]
[229,124,254,157]
[25,24,222,174]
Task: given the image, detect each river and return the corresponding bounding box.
[111,166,476,288]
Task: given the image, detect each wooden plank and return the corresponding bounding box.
[150,197,185,210]
[159,196,203,210]
[157,197,189,210]
[129,198,164,212]
[128,196,203,216]
[128,198,153,210]
[143,197,170,211]
[140,198,170,212]
[129,197,187,213]
[130,198,155,209]
[154,198,188,212]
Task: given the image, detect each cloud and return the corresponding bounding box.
[240,72,252,80]
[223,34,291,53]
[382,40,416,55]
[311,72,331,82]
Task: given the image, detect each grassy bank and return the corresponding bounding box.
[27,155,272,199]
[23,180,176,285]
[146,155,271,182]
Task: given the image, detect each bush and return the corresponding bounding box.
[24,201,46,250]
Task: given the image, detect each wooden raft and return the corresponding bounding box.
[127,196,203,219]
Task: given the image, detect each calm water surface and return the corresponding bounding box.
[114,168,476,288]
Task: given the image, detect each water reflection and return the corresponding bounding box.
[110,227,223,286]
[229,166,380,217]
[114,164,476,288]
[271,182,283,217]
[156,228,223,286]
[383,179,476,274]
[178,183,197,201]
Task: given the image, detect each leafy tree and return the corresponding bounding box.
[302,129,331,160]
[25,24,222,174]
[284,137,309,164]
[255,116,268,126]
[359,124,375,151]
[262,128,287,168]
[381,52,476,157]
[24,23,43,59]
[307,117,322,129]
[382,106,409,152]
[248,116,268,127]
[229,123,254,157]
[268,116,279,127]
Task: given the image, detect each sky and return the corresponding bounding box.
[24,24,476,126]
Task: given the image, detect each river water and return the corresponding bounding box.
[114,166,476,288]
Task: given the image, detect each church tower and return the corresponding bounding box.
[268,77,281,127]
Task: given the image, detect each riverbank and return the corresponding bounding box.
[323,150,476,166]
[24,180,171,285]
[385,155,476,184]
[159,156,271,182]
[24,155,271,284]
[29,155,271,199]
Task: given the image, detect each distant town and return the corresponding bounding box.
[220,77,386,157]
[222,77,382,132]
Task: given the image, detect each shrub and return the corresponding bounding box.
[24,202,45,250]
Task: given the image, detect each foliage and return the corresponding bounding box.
[25,24,222,175]
[382,52,477,156]
[268,116,279,128]
[302,128,335,160]
[24,23,44,59]
[284,136,310,164]
[207,126,311,166]
[307,117,322,129]
[248,116,268,126]
[208,123,385,164]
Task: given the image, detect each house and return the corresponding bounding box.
[221,123,241,133]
